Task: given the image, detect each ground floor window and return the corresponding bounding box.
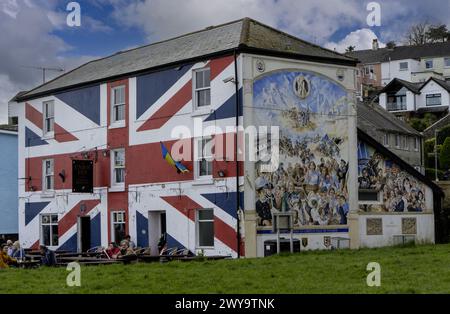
[196,209,214,248]
[111,211,126,243]
[40,214,58,247]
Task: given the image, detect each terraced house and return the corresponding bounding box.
[12,18,445,258]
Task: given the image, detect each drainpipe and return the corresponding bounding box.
[234,50,241,258]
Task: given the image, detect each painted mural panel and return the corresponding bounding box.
[357,141,427,213]
[253,70,352,228]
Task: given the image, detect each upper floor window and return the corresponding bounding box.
[426,94,442,106]
[395,134,400,148]
[383,133,390,147]
[425,59,433,69]
[196,137,213,178]
[399,62,409,71]
[413,137,420,152]
[401,136,409,150]
[445,57,450,68]
[112,149,125,187]
[43,101,54,137]
[43,159,54,191]
[194,68,211,109]
[111,85,126,124]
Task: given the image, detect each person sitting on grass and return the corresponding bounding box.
[105,242,121,259]
[6,240,14,257]
[0,244,17,269]
[40,245,57,267]
[124,235,136,249]
[11,241,25,261]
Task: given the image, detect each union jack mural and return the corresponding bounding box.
[18,54,244,257]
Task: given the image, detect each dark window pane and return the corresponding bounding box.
[199,210,214,220]
[359,190,379,202]
[42,225,50,246]
[198,222,214,247]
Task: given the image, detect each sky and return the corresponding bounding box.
[1,0,449,123]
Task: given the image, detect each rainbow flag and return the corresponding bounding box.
[160,142,190,174]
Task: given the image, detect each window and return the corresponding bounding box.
[111,85,126,124]
[413,137,420,152]
[399,62,409,71]
[383,133,390,147]
[194,68,211,109]
[41,214,58,247]
[426,94,442,106]
[445,57,450,68]
[196,209,214,248]
[395,134,400,148]
[425,59,433,69]
[401,136,408,150]
[43,101,54,136]
[196,137,213,178]
[111,211,126,243]
[43,159,54,191]
[358,190,381,202]
[111,149,125,187]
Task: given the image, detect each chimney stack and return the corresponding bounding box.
[372,39,379,50]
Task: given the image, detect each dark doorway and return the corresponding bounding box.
[78,216,91,252]
[160,212,167,235]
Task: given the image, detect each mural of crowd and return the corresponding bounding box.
[253,70,352,228]
[358,141,427,213]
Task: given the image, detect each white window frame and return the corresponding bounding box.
[196,209,215,249]
[42,159,54,192]
[401,136,408,151]
[425,59,434,69]
[399,62,409,71]
[193,67,211,110]
[111,149,125,190]
[195,136,213,180]
[43,100,55,138]
[111,211,126,243]
[111,85,126,127]
[395,134,400,149]
[40,214,59,248]
[426,93,442,106]
[414,137,420,152]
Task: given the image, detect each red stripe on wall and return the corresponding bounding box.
[161,195,200,221]
[210,55,234,80]
[137,80,193,132]
[58,200,100,237]
[26,103,43,129]
[54,124,79,143]
[30,240,40,250]
[214,217,238,253]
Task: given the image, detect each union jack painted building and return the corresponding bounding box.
[13,18,444,257]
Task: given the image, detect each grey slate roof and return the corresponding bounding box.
[380,78,423,94]
[18,18,355,101]
[348,41,450,64]
[357,101,422,136]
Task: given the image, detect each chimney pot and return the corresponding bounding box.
[372,39,379,50]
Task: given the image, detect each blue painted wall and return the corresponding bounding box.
[0,132,18,235]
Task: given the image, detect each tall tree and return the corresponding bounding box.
[427,24,449,42]
[386,41,396,49]
[405,22,431,45]
[345,45,355,52]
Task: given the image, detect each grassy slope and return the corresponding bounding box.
[1,244,450,294]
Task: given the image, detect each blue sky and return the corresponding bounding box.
[0,0,449,122]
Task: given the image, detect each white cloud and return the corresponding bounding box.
[325,28,385,53]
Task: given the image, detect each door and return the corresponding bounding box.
[148,211,167,256]
[77,216,91,253]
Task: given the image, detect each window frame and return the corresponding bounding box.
[413,137,420,152]
[426,93,442,106]
[40,214,59,248]
[395,134,400,149]
[383,133,390,147]
[193,67,211,110]
[111,211,126,243]
[111,148,126,189]
[399,62,409,71]
[195,136,213,179]
[444,57,450,68]
[358,189,383,204]
[110,85,126,126]
[42,100,55,138]
[196,209,215,249]
[42,159,54,192]
[425,59,434,69]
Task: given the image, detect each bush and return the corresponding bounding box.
[409,118,428,132]
[424,138,436,155]
[437,125,450,145]
[440,138,450,170]
[425,168,445,180]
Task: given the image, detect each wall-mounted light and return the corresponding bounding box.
[82,152,89,159]
[102,150,109,157]
[218,170,226,178]
[223,76,236,84]
[59,170,66,183]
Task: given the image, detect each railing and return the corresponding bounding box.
[386,102,407,111]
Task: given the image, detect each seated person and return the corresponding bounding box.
[40,245,57,266]
[11,241,25,260]
[119,240,134,256]
[105,242,121,259]
[124,235,136,249]
[1,245,17,269]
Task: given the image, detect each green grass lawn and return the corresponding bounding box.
[1,244,450,294]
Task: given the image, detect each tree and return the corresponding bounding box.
[346,45,356,52]
[440,137,450,170]
[405,22,431,45]
[386,41,396,49]
[427,24,449,43]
